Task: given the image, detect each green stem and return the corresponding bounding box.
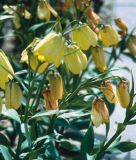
[95,111,134,160]
[24,123,32,149]
[31,66,53,113]
[95,124,125,160]
[95,130,122,160]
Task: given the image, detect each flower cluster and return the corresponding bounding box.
[0,1,136,159]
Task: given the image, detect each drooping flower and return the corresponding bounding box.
[21,38,48,73]
[33,32,65,67]
[48,72,63,100]
[99,25,119,47]
[115,18,128,32]
[72,24,98,50]
[37,0,51,21]
[101,81,116,104]
[5,81,22,110]
[86,8,100,25]
[91,98,109,127]
[116,80,130,108]
[91,46,107,72]
[42,89,58,110]
[37,0,58,21]
[0,50,14,89]
[64,44,87,74]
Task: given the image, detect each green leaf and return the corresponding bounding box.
[28,147,45,160]
[115,141,136,152]
[127,119,136,125]
[60,139,80,151]
[55,117,70,127]
[0,145,13,160]
[28,22,46,31]
[0,133,9,146]
[33,134,56,146]
[55,18,62,33]
[15,70,28,75]
[0,15,14,21]
[28,21,55,31]
[81,124,94,159]
[59,110,90,119]
[46,142,61,159]
[30,110,59,120]
[2,107,21,123]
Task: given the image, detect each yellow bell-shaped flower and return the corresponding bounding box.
[101,81,116,104]
[5,81,22,110]
[116,80,130,108]
[91,47,107,72]
[91,98,109,127]
[37,0,50,21]
[0,50,14,89]
[64,44,87,74]
[33,32,65,67]
[72,24,98,50]
[99,25,119,47]
[21,38,48,73]
[48,72,63,100]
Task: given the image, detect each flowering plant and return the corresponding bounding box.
[0,0,136,159]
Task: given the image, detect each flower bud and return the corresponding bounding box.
[91,47,107,72]
[72,24,98,50]
[42,89,58,110]
[21,38,48,73]
[34,32,65,67]
[116,80,130,108]
[0,96,2,114]
[127,40,136,57]
[91,98,109,127]
[48,72,63,100]
[86,8,100,25]
[0,50,14,89]
[101,81,116,104]
[115,18,128,32]
[99,25,119,47]
[5,82,22,110]
[64,44,87,74]
[37,0,50,21]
